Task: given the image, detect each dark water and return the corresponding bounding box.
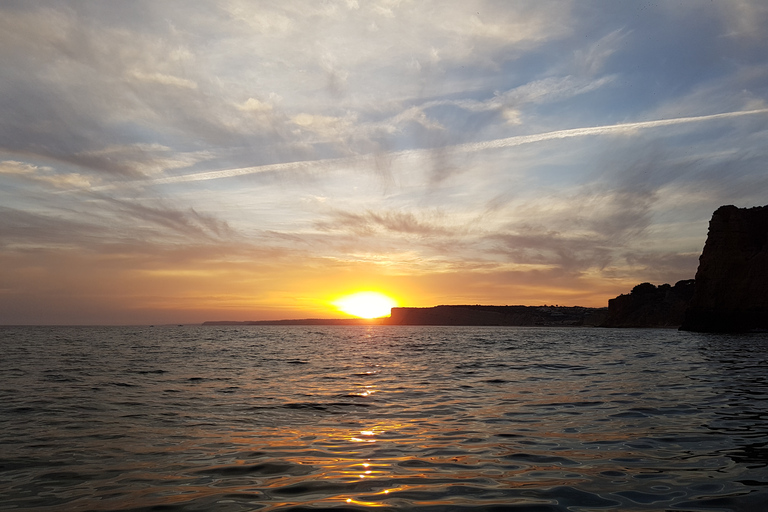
[1,326,767,511]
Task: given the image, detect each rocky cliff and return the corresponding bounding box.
[680,204,768,333]
[601,280,695,328]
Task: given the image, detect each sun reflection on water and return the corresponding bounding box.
[345,489,392,507]
[355,386,376,397]
[350,429,377,442]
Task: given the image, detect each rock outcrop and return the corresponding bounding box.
[601,280,695,328]
[680,205,768,333]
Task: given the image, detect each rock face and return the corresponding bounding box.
[601,280,695,328]
[680,205,768,333]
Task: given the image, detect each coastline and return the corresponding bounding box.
[203,304,608,327]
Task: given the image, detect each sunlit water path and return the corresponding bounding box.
[1,326,767,511]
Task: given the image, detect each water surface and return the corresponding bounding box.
[1,326,766,511]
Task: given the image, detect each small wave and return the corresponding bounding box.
[615,489,686,504]
[197,461,315,476]
[283,403,328,411]
[503,453,580,466]
[42,374,81,383]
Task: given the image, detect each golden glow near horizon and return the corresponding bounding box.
[333,292,398,318]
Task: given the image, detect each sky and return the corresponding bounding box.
[1,0,768,325]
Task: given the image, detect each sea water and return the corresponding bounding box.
[1,326,766,511]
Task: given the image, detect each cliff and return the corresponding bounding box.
[389,305,607,327]
[680,204,768,332]
[601,280,695,328]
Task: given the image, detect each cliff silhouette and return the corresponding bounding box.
[602,204,768,332]
[680,205,768,332]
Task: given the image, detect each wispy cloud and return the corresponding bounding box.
[315,209,458,238]
[90,194,236,241]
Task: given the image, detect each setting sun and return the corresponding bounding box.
[333,292,398,319]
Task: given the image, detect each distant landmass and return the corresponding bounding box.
[204,205,768,333]
[204,305,607,327]
[388,305,606,326]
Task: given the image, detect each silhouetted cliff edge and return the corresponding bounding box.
[680,204,768,332]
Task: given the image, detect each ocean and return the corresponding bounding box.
[1,326,766,511]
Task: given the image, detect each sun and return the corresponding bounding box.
[333,291,398,319]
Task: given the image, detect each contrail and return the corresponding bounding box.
[453,107,768,153]
[147,108,768,186]
[147,158,349,185]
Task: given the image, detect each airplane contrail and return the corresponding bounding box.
[453,107,768,153]
[147,158,347,185]
[146,108,768,186]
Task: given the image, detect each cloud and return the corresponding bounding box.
[291,113,358,146]
[487,229,613,273]
[619,251,700,284]
[716,0,768,40]
[238,97,278,113]
[128,70,198,90]
[477,170,670,276]
[493,75,617,110]
[87,194,237,242]
[573,28,627,77]
[315,209,458,238]
[0,160,95,188]
[0,1,623,184]
[67,144,212,178]
[0,188,236,253]
[0,205,106,249]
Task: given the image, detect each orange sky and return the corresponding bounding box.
[0,242,684,324]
